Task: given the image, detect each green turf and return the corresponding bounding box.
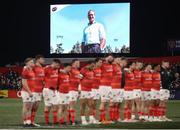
[0,98,180,129]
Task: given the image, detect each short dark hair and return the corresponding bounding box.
[24,57,33,64]
[88,10,95,15]
[126,61,134,68]
[71,59,79,65]
[121,57,127,61]
[113,55,119,59]
[162,60,169,63]
[104,53,113,58]
[63,63,71,67]
[87,60,95,65]
[152,64,159,69]
[35,54,44,61]
[143,63,151,69]
[94,57,102,63]
[53,59,61,64]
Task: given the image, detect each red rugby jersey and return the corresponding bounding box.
[124,71,135,91]
[58,72,70,93]
[33,65,45,92]
[133,70,142,89]
[92,67,101,89]
[80,67,94,91]
[69,67,81,91]
[111,64,122,89]
[21,66,36,92]
[141,71,152,91]
[152,72,161,90]
[44,65,59,90]
[100,63,113,86]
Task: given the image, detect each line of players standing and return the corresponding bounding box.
[21,54,172,127]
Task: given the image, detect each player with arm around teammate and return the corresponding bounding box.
[57,63,72,126]
[43,59,61,125]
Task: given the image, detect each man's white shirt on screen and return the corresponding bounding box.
[82,22,106,45]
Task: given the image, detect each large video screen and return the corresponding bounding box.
[50,3,130,54]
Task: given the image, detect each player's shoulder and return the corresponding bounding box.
[44,65,51,71]
[112,63,117,67]
[80,66,87,72]
[71,67,76,71]
[33,65,40,69]
[141,70,147,74]
[94,67,101,71]
[153,71,159,74]
[23,66,28,69]
[71,68,79,74]
[102,62,108,66]
[23,66,29,71]
[44,65,50,69]
[22,66,32,75]
[58,71,64,76]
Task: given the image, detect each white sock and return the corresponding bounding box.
[131,114,135,119]
[154,116,158,119]
[149,116,153,119]
[26,120,31,125]
[81,116,86,122]
[144,115,149,120]
[23,120,27,125]
[89,115,94,121]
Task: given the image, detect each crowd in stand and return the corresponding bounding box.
[0,61,179,91]
[0,69,22,90]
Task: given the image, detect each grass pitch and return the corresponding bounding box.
[0,98,180,129]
